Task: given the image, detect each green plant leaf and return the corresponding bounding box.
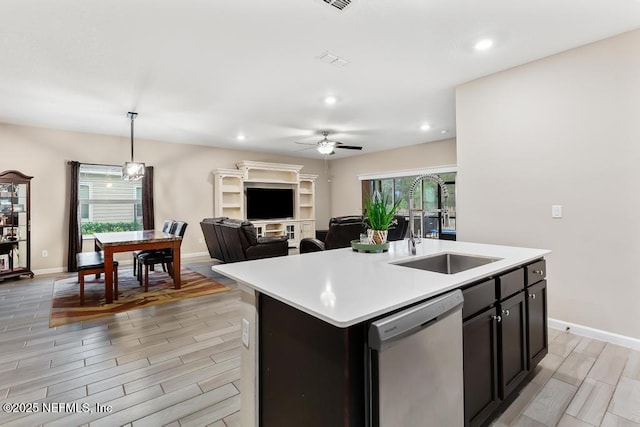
[363,192,401,230]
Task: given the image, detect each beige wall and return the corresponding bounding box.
[0,123,328,272]
[456,30,640,338]
[328,138,457,219]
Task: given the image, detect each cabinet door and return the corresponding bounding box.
[498,291,527,399]
[527,280,548,369]
[463,307,500,427]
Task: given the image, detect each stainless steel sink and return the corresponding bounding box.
[393,253,501,274]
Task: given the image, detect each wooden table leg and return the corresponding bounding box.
[173,240,181,289]
[104,249,114,303]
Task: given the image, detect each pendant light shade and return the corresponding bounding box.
[122,111,145,181]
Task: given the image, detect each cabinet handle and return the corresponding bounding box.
[502,309,510,316]
[492,315,502,323]
[529,293,536,299]
[533,270,544,275]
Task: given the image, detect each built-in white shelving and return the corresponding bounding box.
[213,161,317,247]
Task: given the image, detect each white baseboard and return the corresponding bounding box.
[32,267,65,276]
[182,251,209,259]
[549,318,640,351]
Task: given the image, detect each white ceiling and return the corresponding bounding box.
[1,0,639,158]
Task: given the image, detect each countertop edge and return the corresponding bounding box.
[213,241,550,328]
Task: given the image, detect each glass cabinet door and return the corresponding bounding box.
[0,170,33,280]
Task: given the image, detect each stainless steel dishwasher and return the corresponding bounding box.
[367,289,464,427]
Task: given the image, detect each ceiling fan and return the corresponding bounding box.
[294,131,363,155]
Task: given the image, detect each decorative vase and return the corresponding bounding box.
[367,229,388,245]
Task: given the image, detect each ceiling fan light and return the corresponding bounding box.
[317,143,334,155]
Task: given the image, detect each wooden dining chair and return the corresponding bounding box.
[76,251,119,305]
[132,219,176,276]
[137,221,188,292]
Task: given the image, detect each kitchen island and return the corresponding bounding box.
[213,238,550,426]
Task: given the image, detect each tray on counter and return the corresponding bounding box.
[350,240,390,253]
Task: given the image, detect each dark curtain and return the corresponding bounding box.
[142,166,155,230]
[67,161,81,272]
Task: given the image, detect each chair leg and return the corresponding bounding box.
[113,264,119,300]
[167,262,174,278]
[144,265,149,292]
[132,254,137,276]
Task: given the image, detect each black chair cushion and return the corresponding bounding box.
[77,251,119,270]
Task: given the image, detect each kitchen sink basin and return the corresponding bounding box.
[393,253,501,275]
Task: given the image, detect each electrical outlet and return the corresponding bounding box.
[41,250,48,258]
[551,205,562,218]
[242,318,250,348]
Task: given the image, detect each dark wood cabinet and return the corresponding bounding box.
[463,259,547,426]
[0,170,33,281]
[463,307,500,427]
[258,257,547,427]
[259,294,366,427]
[498,291,527,399]
[526,279,548,369]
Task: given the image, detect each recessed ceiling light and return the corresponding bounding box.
[420,123,431,131]
[237,134,246,141]
[324,96,337,105]
[441,130,448,134]
[474,38,494,51]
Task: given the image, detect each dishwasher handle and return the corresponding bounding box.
[368,289,463,351]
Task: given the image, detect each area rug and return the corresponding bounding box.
[49,267,231,327]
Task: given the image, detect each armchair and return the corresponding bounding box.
[200,218,289,263]
[299,216,365,254]
[300,215,407,254]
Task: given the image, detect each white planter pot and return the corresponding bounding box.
[367,229,388,245]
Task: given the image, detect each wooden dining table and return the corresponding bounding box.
[93,230,183,304]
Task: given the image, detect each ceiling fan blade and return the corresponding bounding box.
[294,141,317,146]
[336,145,363,150]
[294,145,316,152]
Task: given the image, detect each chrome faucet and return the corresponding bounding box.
[408,174,450,255]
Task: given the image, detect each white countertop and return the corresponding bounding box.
[212,239,550,328]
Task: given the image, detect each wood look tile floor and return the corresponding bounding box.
[0,256,639,426]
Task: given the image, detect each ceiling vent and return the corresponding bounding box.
[318,51,350,67]
[322,0,352,11]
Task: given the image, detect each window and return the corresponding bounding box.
[79,184,90,221]
[362,171,456,240]
[78,164,143,236]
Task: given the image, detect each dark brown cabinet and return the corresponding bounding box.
[463,259,547,427]
[463,306,500,427]
[526,259,548,370]
[498,291,527,399]
[257,257,547,427]
[0,170,33,281]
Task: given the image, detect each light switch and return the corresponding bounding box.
[242,318,250,348]
[551,205,562,218]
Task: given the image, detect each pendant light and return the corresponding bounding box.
[122,111,145,181]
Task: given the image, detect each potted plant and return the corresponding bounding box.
[363,191,401,245]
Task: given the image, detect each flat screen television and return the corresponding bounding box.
[246,187,295,220]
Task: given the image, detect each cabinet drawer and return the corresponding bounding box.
[463,279,496,319]
[497,269,524,301]
[526,259,546,286]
